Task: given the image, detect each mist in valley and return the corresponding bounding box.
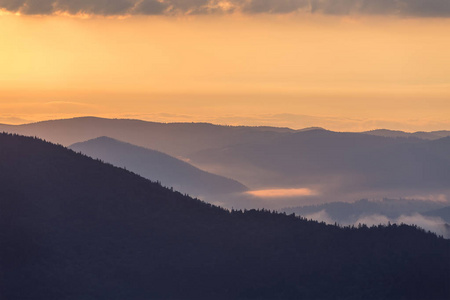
[2,117,450,238]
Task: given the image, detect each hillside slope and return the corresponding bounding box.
[0,133,449,299]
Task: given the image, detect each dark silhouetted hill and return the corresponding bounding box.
[0,133,449,299]
[70,136,247,197]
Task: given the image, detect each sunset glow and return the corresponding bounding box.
[0,10,449,131]
[1,2,450,298]
[246,188,318,198]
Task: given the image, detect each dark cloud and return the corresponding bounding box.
[0,0,26,12]
[55,0,135,15]
[244,0,450,17]
[308,0,450,17]
[1,0,450,17]
[401,0,450,17]
[167,0,210,13]
[134,0,168,15]
[22,0,54,14]
[242,0,310,14]
[358,0,399,15]
[312,0,397,15]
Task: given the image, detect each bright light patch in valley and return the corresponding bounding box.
[246,188,317,198]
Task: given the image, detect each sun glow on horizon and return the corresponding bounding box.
[0,14,449,130]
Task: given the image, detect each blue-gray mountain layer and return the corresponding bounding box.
[70,136,247,197]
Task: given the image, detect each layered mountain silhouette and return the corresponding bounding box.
[364,129,450,140]
[70,136,247,198]
[2,117,450,204]
[189,130,450,193]
[1,132,449,299]
[0,117,295,157]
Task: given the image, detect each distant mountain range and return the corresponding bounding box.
[364,129,450,140]
[1,132,449,299]
[0,117,296,157]
[70,136,247,198]
[3,117,448,157]
[189,129,450,196]
[2,117,450,204]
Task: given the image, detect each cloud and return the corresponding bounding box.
[0,0,25,12]
[1,0,450,17]
[55,0,136,16]
[134,0,168,15]
[242,0,309,14]
[396,214,448,237]
[401,0,450,17]
[407,194,448,202]
[299,211,450,238]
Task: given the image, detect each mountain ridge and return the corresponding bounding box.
[1,117,448,157]
[1,132,449,299]
[364,129,450,140]
[69,136,248,198]
[189,129,450,192]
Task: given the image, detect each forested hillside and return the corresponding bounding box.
[0,133,449,299]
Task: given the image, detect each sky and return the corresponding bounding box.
[1,0,450,131]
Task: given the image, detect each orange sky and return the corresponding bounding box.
[1,12,449,131]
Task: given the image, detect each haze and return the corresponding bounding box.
[1,2,450,298]
[1,7,450,131]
